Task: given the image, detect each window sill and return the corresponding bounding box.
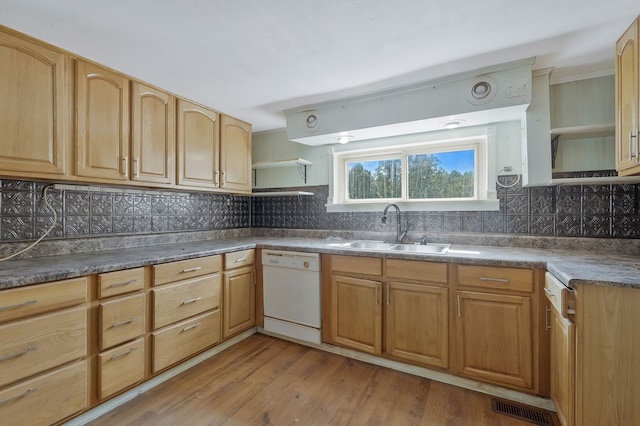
[325,199,500,213]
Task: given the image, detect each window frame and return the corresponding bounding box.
[328,128,499,212]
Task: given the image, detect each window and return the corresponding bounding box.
[330,131,499,212]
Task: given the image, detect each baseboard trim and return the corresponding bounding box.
[257,328,556,412]
[64,329,257,426]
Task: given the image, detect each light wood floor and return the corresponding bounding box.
[89,334,553,425]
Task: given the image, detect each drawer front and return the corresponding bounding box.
[385,259,448,284]
[331,255,383,276]
[98,267,145,299]
[98,338,145,400]
[0,307,86,387]
[0,277,87,324]
[544,272,571,317]
[0,360,87,425]
[153,255,222,286]
[224,249,255,270]
[152,275,221,329]
[99,293,145,350]
[457,265,534,293]
[152,310,221,373]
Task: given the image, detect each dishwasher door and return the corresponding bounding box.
[262,250,321,343]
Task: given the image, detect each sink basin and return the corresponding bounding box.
[389,243,451,255]
[345,240,395,250]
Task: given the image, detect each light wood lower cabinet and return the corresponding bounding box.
[98,338,145,400]
[385,281,448,368]
[549,303,574,426]
[454,291,533,389]
[0,360,87,425]
[223,266,255,338]
[99,292,145,351]
[331,274,382,355]
[152,310,221,373]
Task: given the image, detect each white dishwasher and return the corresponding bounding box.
[262,249,321,344]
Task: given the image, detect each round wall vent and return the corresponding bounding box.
[466,76,498,105]
[304,112,320,132]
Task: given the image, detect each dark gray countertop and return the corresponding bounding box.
[0,237,639,290]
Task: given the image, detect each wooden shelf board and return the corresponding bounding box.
[550,123,615,138]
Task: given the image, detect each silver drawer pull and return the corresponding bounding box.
[181,322,201,332]
[181,296,202,305]
[182,266,202,273]
[0,388,37,405]
[111,347,138,360]
[543,288,556,298]
[234,258,248,263]
[0,300,37,311]
[479,276,509,283]
[111,317,137,328]
[110,279,137,288]
[0,346,36,362]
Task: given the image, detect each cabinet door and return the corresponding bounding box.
[131,82,175,185]
[76,61,130,181]
[176,99,220,189]
[616,19,640,174]
[331,275,381,355]
[385,282,448,369]
[550,305,575,426]
[223,267,255,338]
[455,291,533,389]
[0,31,69,177]
[220,114,252,193]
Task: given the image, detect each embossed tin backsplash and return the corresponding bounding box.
[0,174,638,242]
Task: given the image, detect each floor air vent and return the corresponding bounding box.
[491,398,555,425]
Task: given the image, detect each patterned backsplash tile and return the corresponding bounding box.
[1,172,639,243]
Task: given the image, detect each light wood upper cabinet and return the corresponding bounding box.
[616,17,640,175]
[76,60,130,181]
[220,114,252,193]
[131,82,175,185]
[176,99,220,189]
[0,30,70,177]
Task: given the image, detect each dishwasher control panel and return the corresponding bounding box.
[262,250,320,271]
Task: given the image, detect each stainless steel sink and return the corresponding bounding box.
[389,243,450,255]
[344,240,396,250]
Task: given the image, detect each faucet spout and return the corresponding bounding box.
[381,203,408,243]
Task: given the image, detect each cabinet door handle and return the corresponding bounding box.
[221,171,226,187]
[457,295,461,318]
[110,279,137,288]
[479,276,509,283]
[182,322,201,332]
[543,287,556,298]
[121,156,129,176]
[386,284,390,305]
[0,346,36,362]
[0,388,37,405]
[0,299,37,311]
[545,307,552,331]
[181,296,202,305]
[182,266,202,273]
[214,171,220,186]
[375,287,379,306]
[111,346,138,360]
[133,158,140,178]
[112,317,137,328]
[234,258,248,263]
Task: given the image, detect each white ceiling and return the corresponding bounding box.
[1,0,639,133]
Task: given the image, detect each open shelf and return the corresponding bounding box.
[250,191,314,197]
[252,158,313,186]
[550,123,615,138]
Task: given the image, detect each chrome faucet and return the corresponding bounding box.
[381,203,407,243]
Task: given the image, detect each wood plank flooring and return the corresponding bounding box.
[88,334,552,425]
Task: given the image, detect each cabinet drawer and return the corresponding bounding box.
[152,310,221,373]
[153,255,221,286]
[385,259,448,284]
[99,293,145,350]
[98,338,145,400]
[98,267,145,299]
[152,275,221,329]
[0,360,87,425]
[0,277,87,324]
[0,307,86,388]
[331,255,383,276]
[544,272,573,318]
[457,265,534,293]
[224,249,255,270]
